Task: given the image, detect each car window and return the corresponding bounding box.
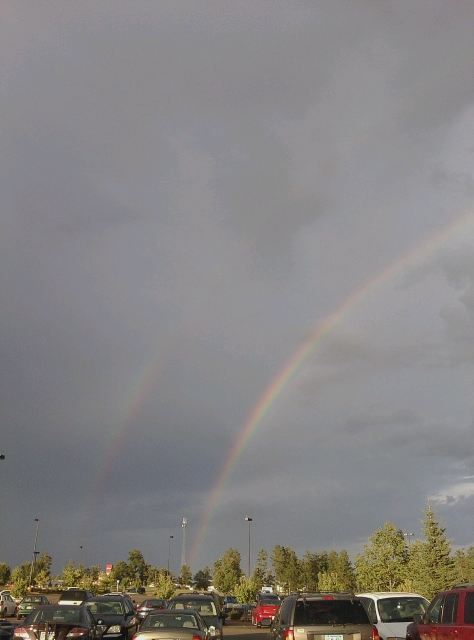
[294,600,370,625]
[359,598,377,623]
[464,593,474,624]
[427,596,444,624]
[441,594,458,624]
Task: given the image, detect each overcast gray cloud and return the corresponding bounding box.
[1,0,473,576]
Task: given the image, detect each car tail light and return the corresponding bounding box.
[66,628,88,638]
[13,629,29,639]
[322,596,335,600]
[192,636,201,640]
[285,630,295,640]
[372,626,380,640]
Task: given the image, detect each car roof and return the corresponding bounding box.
[357,593,428,599]
[172,594,214,599]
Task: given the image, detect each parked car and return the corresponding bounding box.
[84,595,139,640]
[0,620,18,640]
[0,594,17,618]
[405,583,474,640]
[58,590,94,606]
[136,599,168,622]
[168,594,225,639]
[252,598,280,627]
[133,610,210,640]
[222,597,244,615]
[357,592,429,640]
[269,592,378,640]
[13,604,102,640]
[17,595,51,619]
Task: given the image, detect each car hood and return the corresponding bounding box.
[376,621,410,638]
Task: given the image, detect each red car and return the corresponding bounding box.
[405,583,474,640]
[252,598,280,627]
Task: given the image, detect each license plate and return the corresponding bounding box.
[40,632,55,640]
[325,635,343,640]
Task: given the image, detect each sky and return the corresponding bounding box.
[1,1,473,579]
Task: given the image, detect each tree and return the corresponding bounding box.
[355,522,409,591]
[62,560,83,587]
[0,563,11,585]
[193,567,212,591]
[154,569,176,599]
[328,550,356,591]
[453,547,474,584]
[234,575,261,604]
[128,550,148,586]
[180,564,192,588]
[271,545,302,594]
[301,552,329,592]
[213,549,243,593]
[408,504,456,600]
[112,561,130,586]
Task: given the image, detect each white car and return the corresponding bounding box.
[357,592,429,640]
[0,592,18,618]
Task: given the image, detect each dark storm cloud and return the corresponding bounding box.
[1,1,474,574]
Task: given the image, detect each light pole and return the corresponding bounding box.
[245,516,252,577]
[181,518,187,569]
[404,532,414,547]
[168,536,174,575]
[29,518,40,587]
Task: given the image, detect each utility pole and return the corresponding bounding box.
[29,518,40,587]
[404,532,414,547]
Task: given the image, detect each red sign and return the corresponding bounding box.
[105,564,113,575]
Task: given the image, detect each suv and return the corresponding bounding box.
[357,592,429,640]
[406,583,474,640]
[58,589,94,606]
[269,593,378,640]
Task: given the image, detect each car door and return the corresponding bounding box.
[417,595,444,640]
[435,593,459,640]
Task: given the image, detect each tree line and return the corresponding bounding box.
[1,504,472,601]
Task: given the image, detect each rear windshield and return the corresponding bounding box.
[23,596,43,603]
[294,600,370,625]
[171,600,217,615]
[261,600,280,606]
[30,608,81,624]
[60,591,87,601]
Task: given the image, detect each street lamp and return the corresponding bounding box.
[168,536,174,574]
[245,516,252,577]
[404,532,414,547]
[29,518,40,586]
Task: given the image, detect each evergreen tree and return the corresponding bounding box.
[355,522,409,591]
[301,552,328,592]
[408,504,456,599]
[0,563,11,585]
[453,547,474,584]
[180,564,192,588]
[328,550,356,591]
[193,567,212,591]
[155,569,176,599]
[213,549,243,593]
[271,545,302,594]
[234,575,261,604]
[128,550,148,586]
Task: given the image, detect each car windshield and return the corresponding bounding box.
[85,601,124,615]
[377,597,429,623]
[29,609,81,624]
[172,600,217,616]
[143,614,199,629]
[294,600,370,625]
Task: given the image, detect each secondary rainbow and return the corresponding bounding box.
[188,208,474,568]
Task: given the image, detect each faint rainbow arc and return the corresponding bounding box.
[188,209,474,568]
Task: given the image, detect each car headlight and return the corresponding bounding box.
[107,626,122,633]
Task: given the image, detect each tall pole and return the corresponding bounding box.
[29,518,40,587]
[245,516,252,577]
[181,518,187,569]
[168,535,174,574]
[404,532,414,547]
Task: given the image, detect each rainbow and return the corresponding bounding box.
[188,208,474,568]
